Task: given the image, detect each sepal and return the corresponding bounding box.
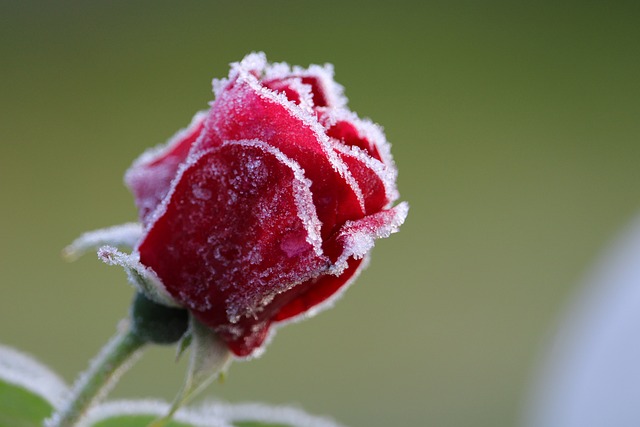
[130,293,189,345]
[63,223,143,261]
[151,316,232,426]
[97,246,181,308]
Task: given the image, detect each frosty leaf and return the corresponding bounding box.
[150,317,232,426]
[0,345,68,426]
[195,402,345,427]
[0,381,56,427]
[83,400,344,427]
[97,246,180,308]
[63,223,143,261]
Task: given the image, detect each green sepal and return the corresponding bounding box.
[130,292,189,345]
[149,317,233,426]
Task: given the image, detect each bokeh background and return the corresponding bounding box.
[1,1,640,426]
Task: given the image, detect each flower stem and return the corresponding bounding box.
[46,321,146,427]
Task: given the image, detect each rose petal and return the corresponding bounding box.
[325,202,409,268]
[138,140,330,357]
[319,108,396,171]
[222,257,367,356]
[272,257,366,323]
[270,204,409,330]
[125,112,207,224]
[196,74,365,239]
[262,77,314,112]
[262,60,347,109]
[334,143,399,214]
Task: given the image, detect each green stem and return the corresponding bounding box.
[46,321,146,427]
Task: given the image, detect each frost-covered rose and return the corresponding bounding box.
[124,53,408,357]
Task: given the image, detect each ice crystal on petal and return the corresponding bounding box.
[333,142,399,213]
[264,60,347,109]
[198,69,366,238]
[330,202,409,273]
[320,107,396,171]
[137,140,333,355]
[262,77,315,113]
[125,111,207,224]
[272,256,369,324]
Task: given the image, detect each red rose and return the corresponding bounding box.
[124,53,408,358]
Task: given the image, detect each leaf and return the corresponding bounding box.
[83,400,345,427]
[232,422,289,427]
[0,345,69,427]
[0,380,56,427]
[206,403,345,427]
[89,414,193,427]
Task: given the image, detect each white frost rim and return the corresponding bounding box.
[81,399,345,427]
[0,344,69,409]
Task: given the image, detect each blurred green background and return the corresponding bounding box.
[1,1,639,426]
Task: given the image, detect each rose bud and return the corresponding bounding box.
[123,52,408,358]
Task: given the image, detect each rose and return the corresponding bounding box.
[124,52,408,358]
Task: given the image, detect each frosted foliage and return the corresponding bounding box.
[0,345,68,408]
[97,246,179,308]
[64,223,142,261]
[82,399,344,427]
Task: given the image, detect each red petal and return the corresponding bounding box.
[263,75,333,108]
[138,140,328,357]
[262,77,312,109]
[299,76,328,107]
[125,112,206,224]
[325,202,409,265]
[334,144,397,215]
[273,257,365,322]
[196,76,365,239]
[327,120,383,161]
